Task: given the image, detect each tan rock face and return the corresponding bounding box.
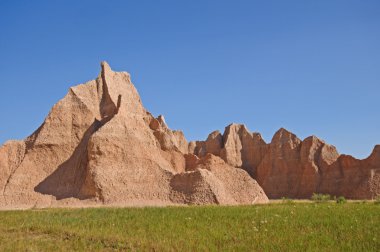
[193,125,380,199]
[0,141,26,204]
[255,131,340,198]
[0,62,268,208]
[220,124,268,177]
[191,124,268,177]
[1,61,378,207]
[318,145,380,199]
[256,128,303,198]
[256,132,380,199]
[171,154,268,205]
[205,131,223,156]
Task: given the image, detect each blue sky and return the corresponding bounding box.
[0,0,379,158]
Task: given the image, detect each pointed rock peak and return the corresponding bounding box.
[100,61,114,86]
[277,127,290,134]
[223,123,238,139]
[225,123,244,130]
[272,127,300,144]
[369,145,380,160]
[374,145,380,153]
[221,123,256,146]
[223,123,250,136]
[274,127,294,136]
[252,132,266,143]
[303,135,324,144]
[228,123,239,126]
[98,61,118,118]
[239,124,250,134]
[101,61,112,74]
[367,145,380,165]
[207,130,222,140]
[157,115,168,128]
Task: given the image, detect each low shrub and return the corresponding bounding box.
[311,193,331,202]
[375,196,380,205]
[281,197,294,204]
[336,196,346,204]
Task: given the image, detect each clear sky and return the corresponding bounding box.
[0,1,379,158]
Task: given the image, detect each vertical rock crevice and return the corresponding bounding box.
[99,61,118,119]
[34,62,122,201]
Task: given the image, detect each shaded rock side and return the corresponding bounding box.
[190,124,268,177]
[0,62,268,208]
[317,145,380,199]
[256,129,380,199]
[192,126,380,199]
[256,129,339,198]
[170,154,268,205]
[0,62,184,207]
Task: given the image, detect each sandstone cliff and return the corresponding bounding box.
[192,125,380,199]
[0,62,268,208]
[1,62,378,209]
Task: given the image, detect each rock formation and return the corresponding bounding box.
[1,62,378,209]
[171,153,267,204]
[0,62,268,209]
[193,125,380,199]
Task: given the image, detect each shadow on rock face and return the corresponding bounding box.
[34,115,116,200]
[34,91,122,200]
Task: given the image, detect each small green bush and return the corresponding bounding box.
[281,197,294,204]
[336,196,346,204]
[375,196,380,205]
[311,193,331,202]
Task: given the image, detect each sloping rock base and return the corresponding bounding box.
[1,62,378,209]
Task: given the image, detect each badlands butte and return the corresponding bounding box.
[1,62,379,209]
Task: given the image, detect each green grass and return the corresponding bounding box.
[0,202,379,251]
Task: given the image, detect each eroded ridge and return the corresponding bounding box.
[0,62,378,209]
[190,124,380,199]
[0,62,268,209]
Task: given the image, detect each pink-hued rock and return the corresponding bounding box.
[317,145,380,199]
[193,125,380,199]
[220,124,268,177]
[0,62,268,208]
[2,61,378,208]
[171,154,268,205]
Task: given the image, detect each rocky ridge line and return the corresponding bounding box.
[190,124,380,199]
[0,62,268,209]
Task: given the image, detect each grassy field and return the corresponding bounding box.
[0,202,379,251]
